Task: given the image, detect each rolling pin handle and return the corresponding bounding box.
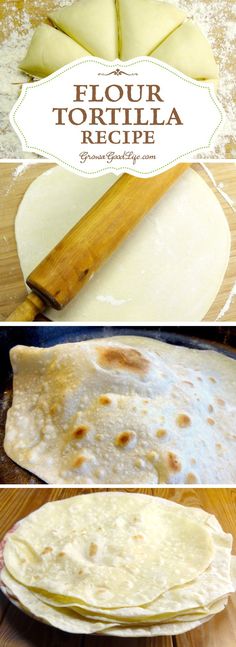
[7,293,46,322]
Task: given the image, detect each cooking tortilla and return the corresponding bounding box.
[15,168,231,322]
[4,335,236,484]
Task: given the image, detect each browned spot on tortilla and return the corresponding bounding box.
[217,398,225,407]
[216,442,222,450]
[176,413,191,428]
[209,376,216,383]
[207,418,215,426]
[73,455,87,468]
[190,457,196,465]
[132,534,144,541]
[58,552,65,557]
[146,450,158,463]
[41,547,52,555]
[186,472,198,484]
[72,425,89,439]
[208,404,214,413]
[115,431,136,447]
[116,431,136,447]
[156,429,167,438]
[182,381,194,387]
[167,451,182,472]
[99,395,112,406]
[97,346,149,375]
[89,542,98,557]
[197,376,202,382]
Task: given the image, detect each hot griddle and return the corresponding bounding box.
[0,326,236,484]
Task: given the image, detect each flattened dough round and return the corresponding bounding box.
[15,167,230,322]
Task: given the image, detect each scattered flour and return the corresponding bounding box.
[217,282,236,320]
[0,0,71,159]
[200,162,236,212]
[12,160,40,177]
[0,0,235,159]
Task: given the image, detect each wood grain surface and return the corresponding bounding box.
[0,487,235,647]
[0,162,235,322]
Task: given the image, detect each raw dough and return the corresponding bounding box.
[152,20,219,80]
[15,167,231,322]
[49,0,118,60]
[20,0,219,86]
[118,0,186,59]
[20,24,91,79]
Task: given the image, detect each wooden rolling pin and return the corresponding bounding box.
[7,165,188,321]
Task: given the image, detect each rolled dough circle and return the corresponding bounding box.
[15,167,230,322]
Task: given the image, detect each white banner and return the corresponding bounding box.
[10,57,224,177]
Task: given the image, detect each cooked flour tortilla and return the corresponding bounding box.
[0,567,216,637]
[1,494,235,636]
[15,168,231,322]
[3,494,214,608]
[4,336,236,484]
[29,502,235,623]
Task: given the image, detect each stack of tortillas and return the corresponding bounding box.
[4,336,236,484]
[1,493,235,636]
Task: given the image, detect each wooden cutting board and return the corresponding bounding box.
[0,162,235,321]
[0,487,235,647]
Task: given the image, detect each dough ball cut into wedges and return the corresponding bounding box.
[152,20,219,81]
[20,24,90,78]
[49,0,118,60]
[118,0,186,59]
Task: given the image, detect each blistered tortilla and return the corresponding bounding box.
[1,494,235,637]
[4,336,236,484]
[3,493,214,608]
